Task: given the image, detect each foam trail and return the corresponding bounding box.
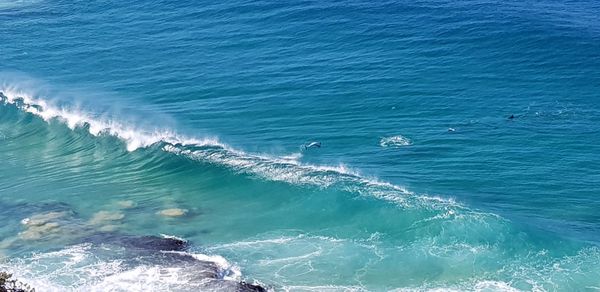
[159,143,462,210]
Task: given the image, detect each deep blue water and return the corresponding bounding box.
[1,0,600,291]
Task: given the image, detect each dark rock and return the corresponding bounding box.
[120,235,188,251]
[238,281,268,292]
[0,272,34,292]
[203,280,268,292]
[82,233,188,252]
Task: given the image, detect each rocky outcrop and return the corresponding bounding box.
[0,272,34,292]
[2,201,269,292]
[80,234,268,291]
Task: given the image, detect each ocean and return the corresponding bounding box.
[1,0,600,291]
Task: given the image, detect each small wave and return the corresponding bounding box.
[380,135,412,148]
[164,250,242,281]
[159,234,187,242]
[0,0,38,10]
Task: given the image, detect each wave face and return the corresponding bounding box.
[2,0,600,291]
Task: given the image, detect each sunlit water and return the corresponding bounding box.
[1,0,600,291]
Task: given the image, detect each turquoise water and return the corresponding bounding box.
[1,0,600,291]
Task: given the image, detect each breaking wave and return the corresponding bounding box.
[0,87,455,211]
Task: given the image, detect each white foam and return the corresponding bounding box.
[164,142,447,210]
[380,135,412,147]
[163,250,242,281]
[209,236,297,249]
[92,266,192,291]
[473,281,521,292]
[421,281,521,292]
[257,248,323,265]
[172,145,359,188]
[28,243,91,265]
[391,281,521,292]
[0,243,248,291]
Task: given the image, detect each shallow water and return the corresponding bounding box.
[1,0,600,291]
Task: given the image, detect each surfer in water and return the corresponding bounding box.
[302,141,321,150]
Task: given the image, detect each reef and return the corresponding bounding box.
[2,201,268,291]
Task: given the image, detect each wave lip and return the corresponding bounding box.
[0,88,219,151]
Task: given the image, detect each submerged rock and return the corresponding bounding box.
[6,202,268,291]
[75,233,269,291]
[21,211,68,227]
[19,222,61,240]
[98,225,119,232]
[115,200,136,209]
[157,208,188,217]
[121,235,188,252]
[81,233,189,254]
[0,239,13,250]
[87,211,126,233]
[89,211,125,225]
[18,211,71,241]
